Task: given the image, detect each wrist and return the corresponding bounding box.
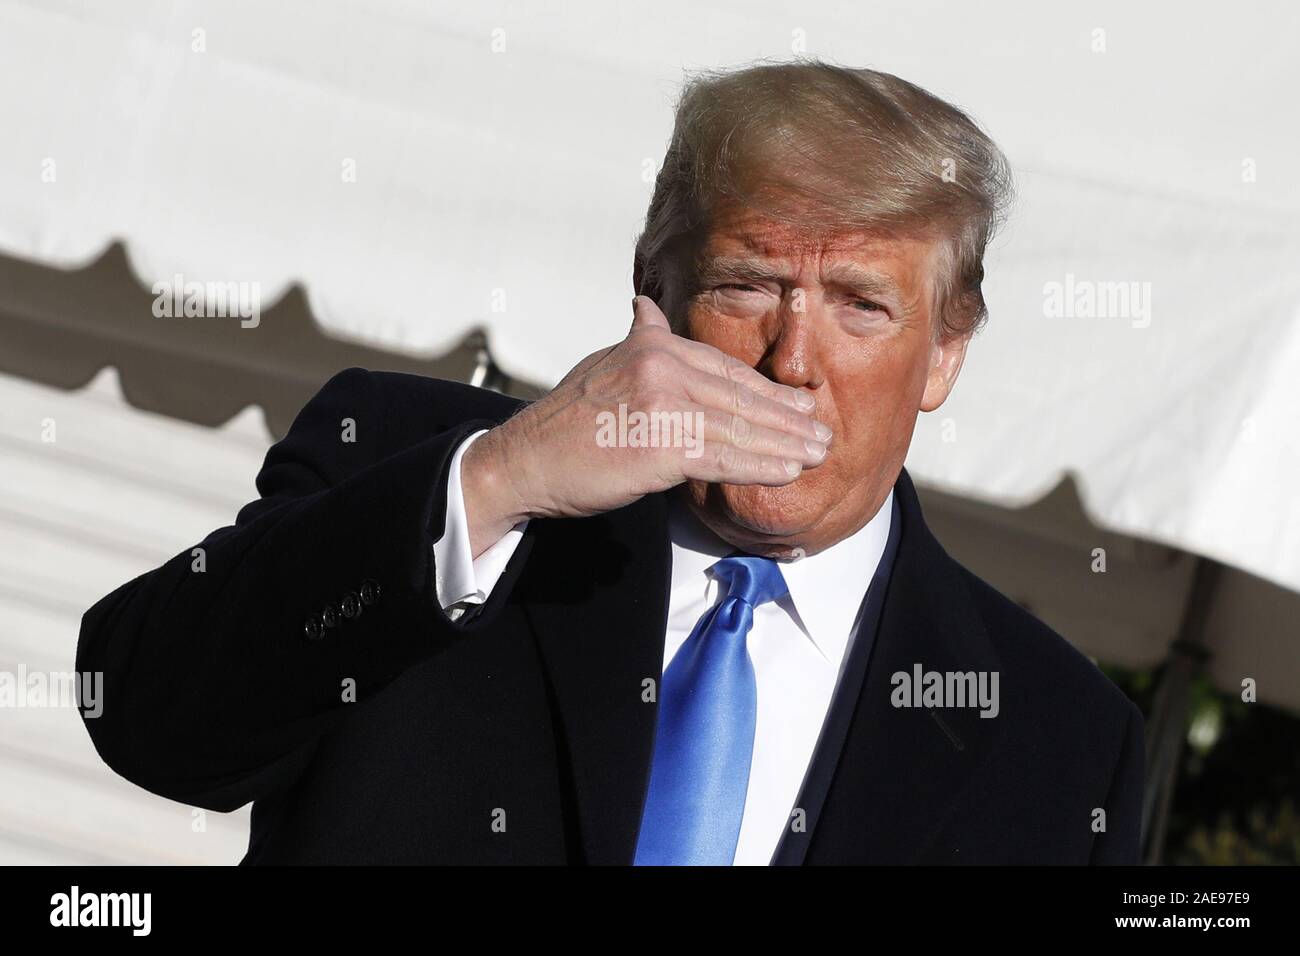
[461,426,535,553]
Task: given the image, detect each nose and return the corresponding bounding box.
[760,296,825,392]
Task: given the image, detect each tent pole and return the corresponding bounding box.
[467,329,510,393]
[1140,556,1219,864]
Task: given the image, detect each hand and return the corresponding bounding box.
[460,296,831,556]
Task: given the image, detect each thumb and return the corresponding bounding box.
[630,295,671,334]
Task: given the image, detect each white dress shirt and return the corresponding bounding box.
[433,430,893,865]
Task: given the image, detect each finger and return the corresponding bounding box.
[680,365,832,444]
[642,401,825,466]
[681,443,805,487]
[669,334,818,414]
[630,295,671,334]
[695,409,828,466]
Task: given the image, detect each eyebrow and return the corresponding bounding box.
[696,255,907,305]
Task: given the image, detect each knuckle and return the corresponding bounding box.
[638,385,665,410]
[783,406,805,433]
[721,354,751,383]
[729,414,753,448]
[731,380,754,411]
[630,348,668,382]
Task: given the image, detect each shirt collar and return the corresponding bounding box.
[666,490,895,665]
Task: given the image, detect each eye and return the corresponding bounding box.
[852,299,886,313]
[717,283,764,293]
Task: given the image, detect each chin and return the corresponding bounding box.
[707,481,830,543]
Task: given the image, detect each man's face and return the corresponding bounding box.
[675,201,971,558]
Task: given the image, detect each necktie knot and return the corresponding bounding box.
[710,555,789,610]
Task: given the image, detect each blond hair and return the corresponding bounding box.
[634,60,1014,338]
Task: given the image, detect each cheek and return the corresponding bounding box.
[685,306,767,361]
[825,341,928,440]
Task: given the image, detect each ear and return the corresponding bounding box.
[920,330,971,412]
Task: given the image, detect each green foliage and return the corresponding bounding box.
[1102,665,1300,866]
[1174,798,1300,865]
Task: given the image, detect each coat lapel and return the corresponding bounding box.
[771,491,902,865]
[519,493,671,865]
[798,469,1006,863]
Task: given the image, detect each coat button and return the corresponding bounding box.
[360,579,381,606]
[303,614,324,641]
[321,604,339,629]
[341,591,362,620]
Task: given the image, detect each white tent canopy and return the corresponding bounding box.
[1,0,1297,598]
[0,368,255,863]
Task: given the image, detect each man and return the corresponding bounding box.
[78,61,1144,864]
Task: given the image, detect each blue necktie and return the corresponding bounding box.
[634,555,790,866]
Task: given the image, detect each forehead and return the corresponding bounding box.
[696,202,940,291]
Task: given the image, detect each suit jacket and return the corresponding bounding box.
[77,368,1145,864]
